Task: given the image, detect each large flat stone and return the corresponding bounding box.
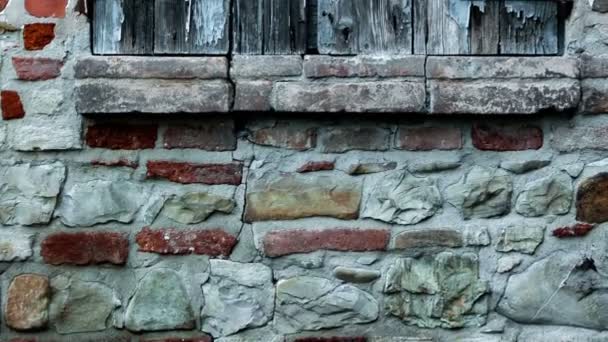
[0,231,33,261]
[427,57,579,79]
[304,55,425,78]
[75,80,231,114]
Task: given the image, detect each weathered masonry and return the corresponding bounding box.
[5,0,608,341]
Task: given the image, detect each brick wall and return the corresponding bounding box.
[2,0,608,341]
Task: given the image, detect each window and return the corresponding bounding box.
[91,0,565,56]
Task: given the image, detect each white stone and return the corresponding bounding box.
[0,231,33,261]
[515,173,573,217]
[9,113,82,151]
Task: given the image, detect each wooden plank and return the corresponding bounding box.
[413,0,426,54]
[426,0,471,55]
[307,0,319,52]
[500,0,559,55]
[317,0,412,55]
[263,0,308,54]
[93,0,154,54]
[233,0,264,54]
[155,0,229,55]
[470,1,500,55]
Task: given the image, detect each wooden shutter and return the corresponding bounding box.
[93,0,154,55]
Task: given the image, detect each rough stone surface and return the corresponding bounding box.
[41,232,129,265]
[383,252,488,328]
[160,192,235,224]
[12,57,63,81]
[498,252,608,330]
[397,127,462,151]
[297,161,335,173]
[472,123,543,151]
[515,173,573,217]
[362,171,441,225]
[136,228,237,257]
[1,90,26,120]
[50,280,119,334]
[304,55,425,78]
[582,79,608,113]
[333,267,381,283]
[86,124,158,150]
[263,229,389,257]
[231,56,302,78]
[0,163,65,225]
[0,231,33,261]
[245,173,361,222]
[319,127,390,153]
[202,261,274,337]
[347,162,397,175]
[271,81,426,113]
[553,125,608,152]
[234,81,273,111]
[23,23,55,50]
[125,269,195,332]
[497,255,523,273]
[500,158,552,174]
[275,276,379,333]
[163,121,236,151]
[393,229,464,249]
[496,225,545,254]
[427,57,579,79]
[576,173,608,223]
[57,180,147,227]
[146,161,243,185]
[446,167,513,219]
[248,122,316,150]
[5,274,50,331]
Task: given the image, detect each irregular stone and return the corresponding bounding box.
[5,274,50,331]
[408,160,461,173]
[1,90,26,120]
[163,121,236,151]
[393,229,463,249]
[41,232,129,266]
[91,158,138,169]
[304,55,425,78]
[553,223,595,238]
[496,225,545,254]
[51,280,119,334]
[248,122,316,150]
[263,229,389,257]
[333,267,381,283]
[275,276,379,333]
[8,112,82,151]
[320,127,391,153]
[472,123,543,151]
[396,126,462,151]
[136,228,237,258]
[500,158,551,174]
[498,252,608,330]
[0,162,65,225]
[86,124,157,150]
[576,173,608,223]
[202,261,273,337]
[23,23,55,50]
[562,163,585,178]
[515,173,573,217]
[245,173,361,222]
[0,231,33,261]
[582,79,608,113]
[362,171,441,225]
[125,269,195,332]
[297,161,335,173]
[146,161,243,185]
[272,81,426,113]
[446,166,513,219]
[347,162,397,175]
[496,255,523,273]
[57,180,147,227]
[161,192,235,224]
[383,252,488,328]
[463,227,491,247]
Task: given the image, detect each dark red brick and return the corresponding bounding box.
[1,90,26,120]
[41,232,129,266]
[163,121,236,150]
[25,0,67,18]
[23,23,55,51]
[91,158,139,169]
[136,228,237,257]
[12,57,63,81]
[553,223,596,238]
[0,0,8,12]
[146,161,242,185]
[397,126,462,151]
[472,123,543,151]
[86,124,157,150]
[294,337,367,342]
[297,161,335,173]
[263,229,389,257]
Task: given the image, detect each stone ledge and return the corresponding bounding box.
[304,55,426,78]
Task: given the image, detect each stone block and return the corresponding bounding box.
[304,55,425,78]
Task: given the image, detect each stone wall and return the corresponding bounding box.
[3,0,608,341]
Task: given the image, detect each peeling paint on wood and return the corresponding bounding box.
[93,0,153,55]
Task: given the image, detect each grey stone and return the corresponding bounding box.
[319,127,391,153]
[75,79,231,114]
[500,159,551,174]
[515,173,573,217]
[363,171,442,225]
[8,113,83,151]
[464,227,491,247]
[393,229,463,249]
[497,255,523,273]
[57,180,147,227]
[234,81,273,111]
[202,261,274,337]
[304,55,426,78]
[347,162,398,175]
[0,163,65,225]
[552,123,608,152]
[231,56,302,78]
[275,276,379,333]
[582,79,608,114]
[408,160,461,173]
[446,167,513,219]
[161,192,235,224]
[125,269,195,332]
[383,252,488,329]
[0,231,33,261]
[581,56,608,78]
[562,163,585,178]
[50,280,119,334]
[429,79,580,114]
[427,57,579,79]
[591,0,608,13]
[333,266,381,283]
[271,81,426,113]
[496,225,545,254]
[498,251,608,330]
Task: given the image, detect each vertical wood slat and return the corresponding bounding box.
[470,1,500,55]
[426,0,471,55]
[154,0,229,54]
[233,0,264,54]
[500,1,559,55]
[93,0,154,55]
[317,0,413,55]
[413,0,426,54]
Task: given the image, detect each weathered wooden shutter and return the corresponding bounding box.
[93,0,154,55]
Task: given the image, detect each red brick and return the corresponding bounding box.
[1,90,26,120]
[263,229,389,257]
[23,23,55,50]
[12,57,63,81]
[86,124,157,150]
[91,158,139,169]
[297,161,335,173]
[136,228,237,257]
[553,223,595,238]
[146,161,242,185]
[397,126,462,151]
[472,123,543,151]
[163,121,236,150]
[41,232,129,266]
[0,0,8,12]
[294,338,366,342]
[140,336,212,342]
[249,123,317,150]
[25,0,67,18]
